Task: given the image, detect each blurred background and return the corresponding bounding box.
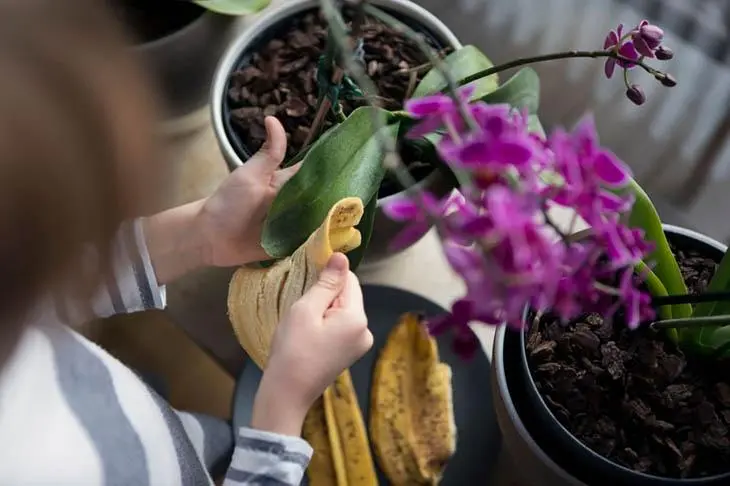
[413,0,730,243]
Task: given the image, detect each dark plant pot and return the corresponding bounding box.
[112,0,236,122]
[494,224,730,486]
[210,0,460,261]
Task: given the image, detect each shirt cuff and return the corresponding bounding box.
[224,427,312,486]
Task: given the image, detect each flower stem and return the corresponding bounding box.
[651,315,730,330]
[457,50,670,88]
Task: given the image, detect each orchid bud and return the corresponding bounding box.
[655,73,677,87]
[626,84,646,105]
[655,45,674,60]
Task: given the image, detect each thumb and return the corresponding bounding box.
[302,253,350,314]
[250,116,287,169]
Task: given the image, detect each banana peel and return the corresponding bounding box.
[370,313,456,485]
[227,197,378,486]
[322,370,378,486]
[227,197,364,369]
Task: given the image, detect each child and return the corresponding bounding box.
[0,0,373,484]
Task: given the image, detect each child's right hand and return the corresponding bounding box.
[250,253,373,436]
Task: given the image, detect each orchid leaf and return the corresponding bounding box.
[412,45,499,100]
[636,260,676,341]
[699,325,730,357]
[628,180,691,319]
[479,67,540,114]
[193,0,271,15]
[262,107,397,258]
[346,194,377,272]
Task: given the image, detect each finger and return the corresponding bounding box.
[249,116,287,170]
[339,270,364,312]
[272,160,302,189]
[301,253,350,314]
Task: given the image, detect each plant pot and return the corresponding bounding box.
[210,0,460,261]
[111,0,237,124]
[494,223,730,485]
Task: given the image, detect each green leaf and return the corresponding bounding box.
[698,324,730,356]
[411,45,499,100]
[262,107,396,258]
[346,194,377,272]
[479,68,540,114]
[627,180,691,319]
[635,260,677,341]
[193,0,271,15]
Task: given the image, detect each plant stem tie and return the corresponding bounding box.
[651,315,730,331]
[652,291,730,306]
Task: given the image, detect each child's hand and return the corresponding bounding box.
[143,117,300,284]
[250,253,373,436]
[199,116,301,267]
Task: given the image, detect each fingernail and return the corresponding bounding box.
[326,253,348,274]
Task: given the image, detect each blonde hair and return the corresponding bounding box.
[0,0,160,351]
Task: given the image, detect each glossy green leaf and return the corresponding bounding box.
[698,324,730,356]
[635,260,676,341]
[627,180,691,319]
[411,45,499,100]
[193,0,271,15]
[262,107,396,258]
[346,194,377,272]
[479,68,540,114]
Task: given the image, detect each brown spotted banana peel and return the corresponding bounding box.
[370,313,456,485]
[227,197,378,486]
[227,197,364,369]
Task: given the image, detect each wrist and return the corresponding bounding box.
[143,199,208,285]
[251,373,310,437]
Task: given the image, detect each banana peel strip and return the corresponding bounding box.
[227,197,378,485]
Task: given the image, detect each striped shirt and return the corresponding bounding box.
[0,219,312,486]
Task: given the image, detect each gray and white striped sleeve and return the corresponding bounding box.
[92,218,165,318]
[224,427,313,486]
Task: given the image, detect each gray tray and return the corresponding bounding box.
[232,284,500,484]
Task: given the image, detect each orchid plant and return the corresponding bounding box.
[256,0,730,360]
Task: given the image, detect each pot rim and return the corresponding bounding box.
[493,326,579,480]
[517,223,730,483]
[210,0,462,184]
[131,7,215,53]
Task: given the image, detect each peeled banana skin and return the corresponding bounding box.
[227,197,378,486]
[302,396,339,486]
[323,370,379,486]
[370,313,456,485]
[227,197,364,369]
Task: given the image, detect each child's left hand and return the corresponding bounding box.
[198,116,300,267]
[144,116,300,284]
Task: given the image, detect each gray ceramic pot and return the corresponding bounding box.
[210,0,460,261]
[493,224,730,486]
[130,5,236,122]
